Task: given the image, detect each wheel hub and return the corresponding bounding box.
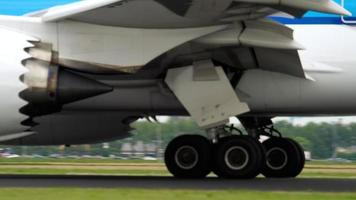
[174,145,199,170]
[224,146,249,170]
[266,147,288,170]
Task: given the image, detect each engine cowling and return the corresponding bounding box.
[20,58,113,122]
[0,28,33,136]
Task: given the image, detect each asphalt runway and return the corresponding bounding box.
[0,175,354,192]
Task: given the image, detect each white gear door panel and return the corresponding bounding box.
[165,60,250,129]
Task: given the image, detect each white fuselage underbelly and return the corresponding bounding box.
[238,25,356,116]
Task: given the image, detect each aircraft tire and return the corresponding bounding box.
[212,135,265,179]
[261,137,304,178]
[285,138,305,177]
[164,134,211,178]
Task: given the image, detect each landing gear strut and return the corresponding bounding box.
[164,117,305,179]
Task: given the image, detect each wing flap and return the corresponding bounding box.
[240,20,304,50]
[234,0,351,16]
[37,0,350,27]
[254,48,306,78]
[42,0,122,22]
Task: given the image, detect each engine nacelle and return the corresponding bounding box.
[0,28,34,136]
[20,58,113,121]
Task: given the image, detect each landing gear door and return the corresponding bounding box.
[341,0,356,24]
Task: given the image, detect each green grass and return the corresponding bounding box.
[300,172,356,179]
[0,157,158,164]
[0,168,169,176]
[0,188,355,200]
[307,160,356,165]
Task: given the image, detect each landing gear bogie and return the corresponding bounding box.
[164,117,306,179]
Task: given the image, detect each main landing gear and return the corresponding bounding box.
[164,117,305,179]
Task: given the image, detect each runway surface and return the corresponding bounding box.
[0,175,354,192]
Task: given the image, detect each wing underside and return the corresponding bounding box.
[35,0,349,28]
[24,0,348,79]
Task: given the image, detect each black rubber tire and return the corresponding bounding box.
[164,135,211,178]
[213,135,264,179]
[262,137,304,178]
[286,138,305,177]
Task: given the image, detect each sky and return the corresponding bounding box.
[0,0,354,17]
[0,0,77,15]
[1,0,355,125]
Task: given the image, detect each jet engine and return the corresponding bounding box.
[20,58,113,123]
[0,28,117,144]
